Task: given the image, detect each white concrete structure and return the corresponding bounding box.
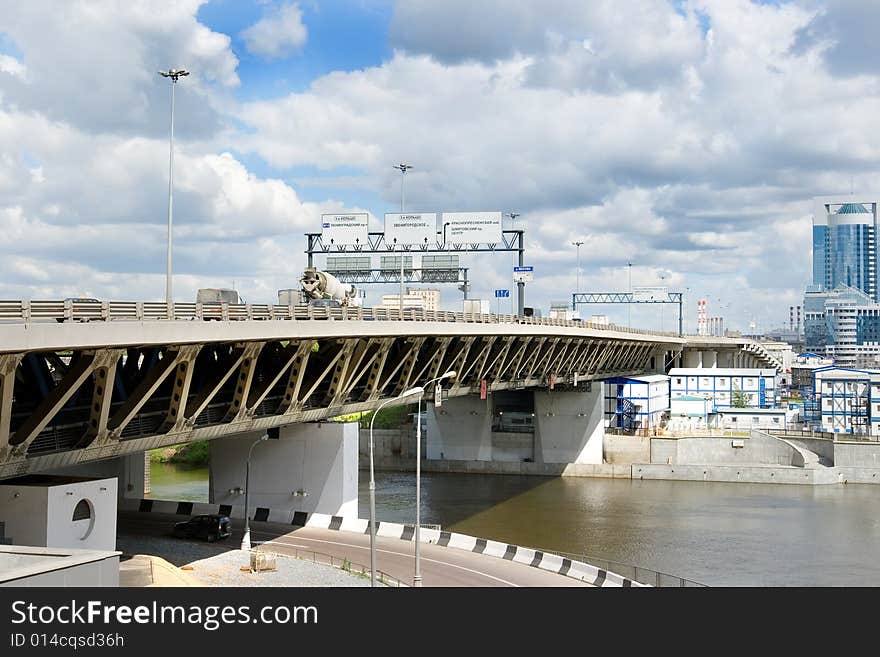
[0,545,120,587]
[0,476,117,551]
[669,368,777,409]
[603,374,670,431]
[209,422,358,518]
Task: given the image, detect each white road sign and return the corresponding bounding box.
[632,286,668,302]
[321,213,369,246]
[441,212,503,244]
[513,265,534,283]
[384,213,437,247]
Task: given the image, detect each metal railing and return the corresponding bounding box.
[252,545,404,587]
[771,428,878,443]
[540,548,707,587]
[0,299,686,339]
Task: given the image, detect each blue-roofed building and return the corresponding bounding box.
[603,375,670,433]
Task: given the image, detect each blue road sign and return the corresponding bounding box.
[513,266,533,272]
[495,289,510,298]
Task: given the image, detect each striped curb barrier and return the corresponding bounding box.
[120,498,643,587]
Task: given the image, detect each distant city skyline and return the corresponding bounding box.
[2,2,880,332]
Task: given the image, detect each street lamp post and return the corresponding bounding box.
[413,370,456,587]
[572,241,584,294]
[369,386,424,587]
[393,163,413,315]
[241,432,268,551]
[158,68,189,313]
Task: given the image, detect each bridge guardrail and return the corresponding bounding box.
[0,299,686,339]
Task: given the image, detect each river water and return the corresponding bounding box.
[148,462,880,586]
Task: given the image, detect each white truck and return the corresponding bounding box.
[300,268,361,307]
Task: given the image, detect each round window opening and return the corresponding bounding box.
[72,499,95,540]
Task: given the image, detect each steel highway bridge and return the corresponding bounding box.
[0,300,781,479]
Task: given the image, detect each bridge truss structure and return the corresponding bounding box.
[572,292,684,337]
[0,302,678,479]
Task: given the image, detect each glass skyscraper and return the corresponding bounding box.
[812,201,878,301]
[806,198,880,365]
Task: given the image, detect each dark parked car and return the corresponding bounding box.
[172,515,231,542]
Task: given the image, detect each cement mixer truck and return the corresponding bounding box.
[300,267,360,307]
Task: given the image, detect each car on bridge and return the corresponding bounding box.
[172,514,232,542]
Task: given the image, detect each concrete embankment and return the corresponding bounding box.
[358,428,880,485]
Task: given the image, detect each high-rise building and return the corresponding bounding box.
[806,196,880,366]
[812,196,879,301]
[405,287,440,311]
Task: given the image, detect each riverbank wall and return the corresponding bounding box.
[358,428,880,485]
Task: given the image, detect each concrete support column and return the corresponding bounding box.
[683,349,702,368]
[704,350,718,368]
[426,395,492,461]
[209,423,358,517]
[717,351,734,368]
[533,387,604,465]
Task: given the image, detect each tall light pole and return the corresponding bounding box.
[369,386,424,587]
[572,241,584,294]
[158,68,189,312]
[413,370,456,587]
[627,262,633,328]
[240,432,268,551]
[393,163,413,315]
[507,213,521,314]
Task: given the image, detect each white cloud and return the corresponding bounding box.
[241,2,308,60]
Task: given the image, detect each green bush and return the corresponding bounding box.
[359,403,415,429]
[149,440,210,465]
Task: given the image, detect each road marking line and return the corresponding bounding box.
[255,532,520,587]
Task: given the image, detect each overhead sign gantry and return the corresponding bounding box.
[307,211,527,313]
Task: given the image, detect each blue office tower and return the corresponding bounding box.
[812,200,878,301]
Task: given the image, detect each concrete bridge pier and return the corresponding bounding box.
[209,422,358,518]
[426,395,492,461]
[533,388,604,465]
[426,386,605,466]
[703,350,718,368]
[683,350,703,368]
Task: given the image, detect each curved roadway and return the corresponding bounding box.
[117,511,591,587]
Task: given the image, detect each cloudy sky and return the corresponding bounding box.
[0,0,876,333]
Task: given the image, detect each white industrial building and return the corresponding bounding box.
[603,375,670,432]
[668,395,713,430]
[669,368,777,409]
[813,366,880,435]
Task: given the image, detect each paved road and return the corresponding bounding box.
[117,511,591,587]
